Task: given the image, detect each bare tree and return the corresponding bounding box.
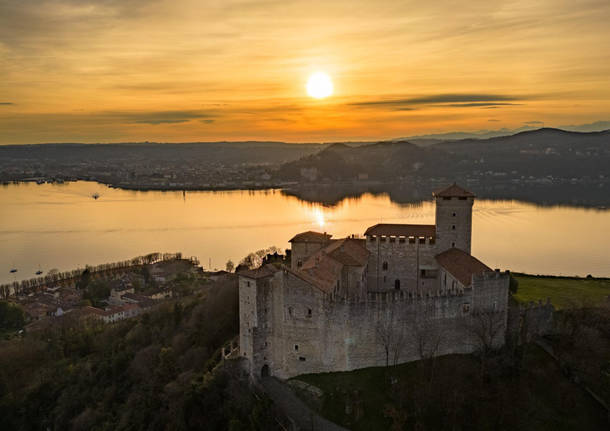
[414,320,443,383]
[376,303,405,367]
[225,260,235,272]
[464,310,506,374]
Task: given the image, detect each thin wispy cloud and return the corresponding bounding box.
[1,0,609,143]
[350,94,526,110]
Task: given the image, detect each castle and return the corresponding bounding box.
[239,184,510,379]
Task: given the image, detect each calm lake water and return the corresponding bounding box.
[1,181,609,284]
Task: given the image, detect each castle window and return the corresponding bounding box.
[462,303,471,314]
[399,237,405,243]
[389,237,395,243]
[444,273,447,286]
[369,236,376,242]
[307,308,312,318]
[409,237,415,244]
[382,261,388,270]
[299,357,306,361]
[288,306,293,317]
[380,236,386,242]
[294,344,299,351]
[459,197,467,200]
[443,197,451,200]
[451,242,455,248]
[246,281,250,287]
[383,275,387,283]
[452,212,456,217]
[394,279,400,290]
[419,237,425,244]
[297,260,303,268]
[452,225,456,230]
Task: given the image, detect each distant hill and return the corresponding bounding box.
[276,140,448,181]
[275,128,610,182]
[0,141,325,166]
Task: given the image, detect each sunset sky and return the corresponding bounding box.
[1,0,609,144]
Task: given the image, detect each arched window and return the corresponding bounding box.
[394,279,400,290]
[382,261,388,271]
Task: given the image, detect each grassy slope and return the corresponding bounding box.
[295,345,608,430]
[513,274,610,309]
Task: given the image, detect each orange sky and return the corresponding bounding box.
[1,0,609,144]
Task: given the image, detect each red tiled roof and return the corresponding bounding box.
[302,255,343,293]
[297,237,369,293]
[324,238,369,266]
[289,231,332,243]
[364,224,435,238]
[435,248,491,287]
[433,183,475,198]
[238,264,279,280]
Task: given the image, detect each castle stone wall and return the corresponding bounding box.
[266,271,510,379]
[366,236,437,293]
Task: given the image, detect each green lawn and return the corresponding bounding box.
[513,274,610,309]
[294,346,608,430]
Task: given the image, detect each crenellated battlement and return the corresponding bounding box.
[472,269,510,282]
[367,235,436,246]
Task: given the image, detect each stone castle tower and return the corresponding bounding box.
[434,183,475,253]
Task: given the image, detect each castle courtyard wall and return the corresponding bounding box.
[269,272,509,379]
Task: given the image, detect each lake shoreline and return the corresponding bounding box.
[4,178,610,210]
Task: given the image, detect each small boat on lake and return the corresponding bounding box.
[92,193,100,200]
[9,268,17,273]
[36,270,43,275]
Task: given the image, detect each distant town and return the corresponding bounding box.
[1,128,609,206]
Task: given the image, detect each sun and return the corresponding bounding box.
[306,72,333,99]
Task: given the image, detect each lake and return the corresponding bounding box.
[1,181,609,284]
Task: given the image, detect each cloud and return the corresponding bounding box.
[445,102,522,107]
[99,110,216,125]
[350,93,526,110]
[524,120,544,125]
[0,102,14,105]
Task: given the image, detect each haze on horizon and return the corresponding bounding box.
[1,0,610,145]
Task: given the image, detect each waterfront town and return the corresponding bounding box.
[0,253,231,332]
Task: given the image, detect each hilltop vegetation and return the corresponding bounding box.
[0,277,282,430]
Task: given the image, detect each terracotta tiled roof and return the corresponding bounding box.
[302,255,343,293]
[433,183,475,198]
[324,238,369,266]
[289,231,332,243]
[435,248,491,287]
[364,224,435,238]
[238,264,279,280]
[297,237,369,293]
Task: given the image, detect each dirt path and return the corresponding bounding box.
[261,377,348,431]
